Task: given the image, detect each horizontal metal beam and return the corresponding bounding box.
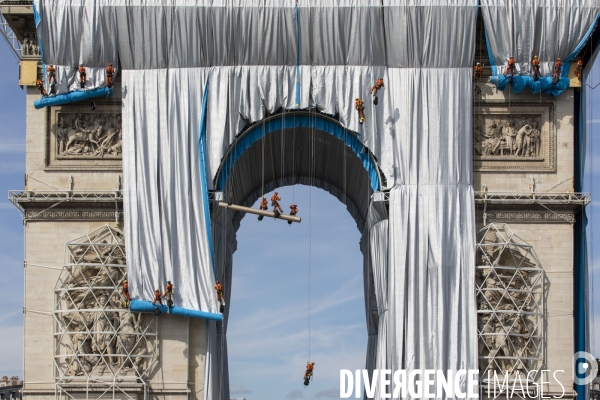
[217,201,301,223]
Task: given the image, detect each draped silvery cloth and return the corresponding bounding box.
[382,1,479,398]
[27,1,525,399]
[481,0,600,77]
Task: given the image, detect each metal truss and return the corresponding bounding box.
[476,223,545,388]
[0,4,22,60]
[474,191,591,206]
[8,190,123,213]
[53,225,157,400]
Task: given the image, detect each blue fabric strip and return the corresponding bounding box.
[198,80,216,275]
[130,300,223,321]
[33,87,113,109]
[32,3,46,81]
[573,89,588,400]
[295,5,301,108]
[565,12,600,63]
[215,114,380,192]
[488,75,570,96]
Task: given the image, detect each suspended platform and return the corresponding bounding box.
[217,202,301,223]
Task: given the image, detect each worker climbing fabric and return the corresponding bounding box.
[481,0,600,95]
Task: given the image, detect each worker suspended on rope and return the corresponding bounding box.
[78,64,87,89]
[47,64,57,95]
[122,279,130,308]
[553,58,562,84]
[303,362,315,386]
[473,62,483,94]
[258,196,268,221]
[355,98,365,124]
[369,78,384,105]
[163,281,174,307]
[504,56,516,84]
[271,192,283,217]
[288,204,298,225]
[215,280,226,313]
[576,59,584,82]
[531,56,541,81]
[105,63,115,88]
[36,79,48,97]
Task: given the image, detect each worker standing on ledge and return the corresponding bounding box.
[303,362,315,386]
[553,58,562,84]
[163,281,174,307]
[288,204,298,225]
[271,192,283,217]
[152,289,163,305]
[78,64,87,88]
[258,196,268,221]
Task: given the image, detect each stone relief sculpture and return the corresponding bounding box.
[54,225,156,380]
[476,224,544,382]
[474,115,542,158]
[56,113,122,159]
[21,32,40,57]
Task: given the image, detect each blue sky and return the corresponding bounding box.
[0,37,600,400]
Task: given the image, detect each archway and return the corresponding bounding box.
[207,111,387,400]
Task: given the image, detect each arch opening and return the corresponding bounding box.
[207,113,386,400]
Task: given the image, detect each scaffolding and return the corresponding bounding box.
[53,225,157,400]
[476,223,545,388]
[0,2,23,60]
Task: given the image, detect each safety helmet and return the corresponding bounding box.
[557,57,561,61]
[216,280,220,284]
[274,192,278,195]
[155,289,160,292]
[476,62,480,66]
[534,55,538,59]
[50,64,54,68]
[80,64,83,67]
[123,279,128,283]
[167,281,171,284]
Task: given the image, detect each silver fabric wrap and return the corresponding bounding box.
[34,0,118,93]
[34,1,497,399]
[121,68,218,313]
[481,0,600,76]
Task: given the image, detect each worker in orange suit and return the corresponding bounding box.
[163,281,174,307]
[47,64,57,94]
[473,62,483,80]
[152,289,163,305]
[576,59,584,82]
[36,79,47,97]
[552,58,562,84]
[122,279,130,308]
[78,64,87,88]
[369,78,384,105]
[258,196,268,221]
[303,362,315,386]
[215,280,225,313]
[288,204,298,225]
[531,56,540,81]
[504,56,516,81]
[271,192,283,214]
[355,98,365,124]
[105,63,115,88]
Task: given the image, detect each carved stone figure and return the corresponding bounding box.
[56,112,122,159]
[21,33,39,56]
[54,226,155,379]
[476,224,544,379]
[474,115,543,158]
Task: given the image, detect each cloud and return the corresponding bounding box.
[230,385,252,395]
[285,389,303,399]
[315,388,341,398]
